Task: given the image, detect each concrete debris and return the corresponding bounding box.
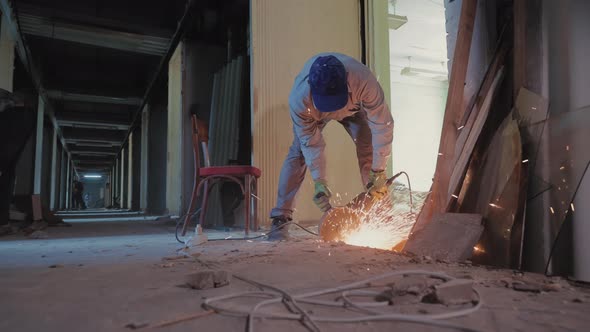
[376,276,442,305]
[404,213,483,262]
[163,255,189,261]
[124,322,148,330]
[512,282,542,293]
[542,283,563,292]
[186,270,230,290]
[428,279,475,305]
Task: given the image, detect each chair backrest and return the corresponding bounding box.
[191,115,211,167]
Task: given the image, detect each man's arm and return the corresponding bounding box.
[360,76,394,171]
[290,106,327,181]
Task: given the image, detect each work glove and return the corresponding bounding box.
[366,170,388,200]
[313,180,332,213]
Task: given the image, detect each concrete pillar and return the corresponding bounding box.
[59,149,67,209]
[120,147,126,209]
[147,103,167,215]
[114,159,119,207]
[65,156,71,209]
[49,129,58,210]
[0,17,15,92]
[140,106,149,210]
[127,134,133,209]
[33,99,45,195]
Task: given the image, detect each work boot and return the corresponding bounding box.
[267,217,291,241]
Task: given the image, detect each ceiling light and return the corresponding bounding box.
[388,1,408,30]
[83,174,103,179]
[389,14,408,30]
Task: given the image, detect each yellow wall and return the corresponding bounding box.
[166,44,183,215]
[251,0,363,225]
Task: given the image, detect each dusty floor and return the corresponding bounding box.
[1,211,589,332]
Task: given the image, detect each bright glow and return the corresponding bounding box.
[571,203,575,212]
[550,207,555,214]
[522,159,529,163]
[451,194,459,199]
[83,174,102,178]
[473,245,485,253]
[489,203,502,209]
[340,199,415,251]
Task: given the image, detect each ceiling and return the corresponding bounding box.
[9,0,247,175]
[389,0,448,85]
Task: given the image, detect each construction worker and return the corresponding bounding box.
[269,53,394,240]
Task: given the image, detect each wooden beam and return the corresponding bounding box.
[513,0,527,101]
[413,0,478,233]
[449,67,505,210]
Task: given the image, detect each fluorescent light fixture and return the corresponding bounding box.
[400,67,448,81]
[83,174,103,179]
[388,14,408,30]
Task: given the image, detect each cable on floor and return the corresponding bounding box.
[203,270,483,332]
[177,171,414,243]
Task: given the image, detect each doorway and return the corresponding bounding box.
[388,0,448,193]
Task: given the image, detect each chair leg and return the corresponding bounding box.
[244,175,251,236]
[198,178,210,232]
[253,177,258,231]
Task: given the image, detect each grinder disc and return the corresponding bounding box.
[319,206,363,242]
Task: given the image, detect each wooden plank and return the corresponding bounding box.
[513,0,527,101]
[413,0,478,233]
[447,67,505,208]
[455,23,511,161]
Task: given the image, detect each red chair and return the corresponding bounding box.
[181,115,261,236]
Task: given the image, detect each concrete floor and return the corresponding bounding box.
[1,211,589,332]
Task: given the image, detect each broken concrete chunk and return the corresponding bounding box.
[431,279,475,305]
[186,270,230,290]
[512,282,541,293]
[404,213,483,262]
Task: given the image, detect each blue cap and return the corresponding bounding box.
[308,55,348,112]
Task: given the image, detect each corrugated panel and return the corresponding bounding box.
[18,13,169,55]
[251,0,362,227]
[206,56,246,227]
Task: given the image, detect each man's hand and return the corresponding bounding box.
[367,170,388,199]
[313,180,332,212]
